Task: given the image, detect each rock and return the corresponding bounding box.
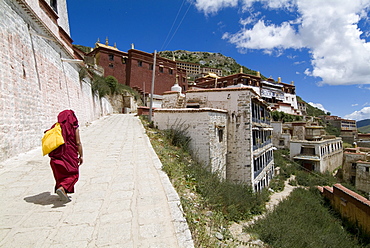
[214,232,224,240]
[205,211,213,217]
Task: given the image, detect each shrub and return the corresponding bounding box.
[295,170,336,187]
[105,75,118,94]
[246,188,362,248]
[187,164,269,221]
[162,121,191,152]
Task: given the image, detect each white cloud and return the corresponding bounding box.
[193,0,238,15]
[222,19,303,51]
[344,106,370,121]
[352,103,359,107]
[194,0,370,86]
[308,102,329,113]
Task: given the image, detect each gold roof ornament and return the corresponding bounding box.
[256,71,261,77]
[291,81,294,85]
[240,67,243,74]
[105,37,109,45]
[207,72,220,79]
[114,42,117,48]
[278,77,281,83]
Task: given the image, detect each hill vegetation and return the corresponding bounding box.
[159,50,267,79]
[357,119,370,133]
[73,44,92,54]
[357,119,370,127]
[359,125,370,133]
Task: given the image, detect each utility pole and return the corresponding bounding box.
[149,50,156,123]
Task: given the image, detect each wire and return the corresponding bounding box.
[160,0,186,51]
[161,0,192,51]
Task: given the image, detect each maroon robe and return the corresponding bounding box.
[49,110,80,193]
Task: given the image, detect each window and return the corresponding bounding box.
[301,147,315,155]
[159,67,164,73]
[351,163,356,169]
[218,128,224,142]
[169,69,173,74]
[366,167,369,173]
[50,0,58,13]
[149,64,153,70]
[108,54,114,61]
[109,63,114,68]
[138,61,142,67]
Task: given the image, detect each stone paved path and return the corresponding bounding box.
[0,114,193,247]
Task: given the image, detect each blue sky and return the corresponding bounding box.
[66,0,370,121]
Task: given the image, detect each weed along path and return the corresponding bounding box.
[229,175,298,247]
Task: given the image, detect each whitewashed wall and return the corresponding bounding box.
[0,0,112,162]
[153,109,228,179]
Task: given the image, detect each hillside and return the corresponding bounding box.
[158,50,266,78]
[356,119,370,133]
[357,119,370,128]
[358,125,370,133]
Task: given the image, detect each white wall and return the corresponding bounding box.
[0,0,112,162]
[153,109,228,178]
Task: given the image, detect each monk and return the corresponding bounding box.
[48,110,83,202]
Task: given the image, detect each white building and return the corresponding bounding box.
[0,0,111,162]
[290,137,343,173]
[155,87,275,191]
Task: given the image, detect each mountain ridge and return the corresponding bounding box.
[158,50,266,79]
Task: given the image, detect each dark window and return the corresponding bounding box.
[301,147,315,156]
[218,128,224,142]
[149,64,153,70]
[169,69,173,74]
[138,61,142,67]
[50,0,58,13]
[109,63,114,68]
[159,67,163,73]
[108,54,114,61]
[351,163,356,169]
[122,57,127,64]
[366,167,369,172]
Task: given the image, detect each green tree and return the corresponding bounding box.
[105,75,118,95]
[91,74,110,98]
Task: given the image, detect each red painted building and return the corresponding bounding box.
[86,41,187,95]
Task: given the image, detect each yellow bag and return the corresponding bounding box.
[42,123,65,156]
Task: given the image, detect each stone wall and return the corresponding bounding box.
[186,89,255,184]
[153,109,228,179]
[0,0,112,162]
[356,161,370,193]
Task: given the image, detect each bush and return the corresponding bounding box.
[295,170,336,187]
[105,75,118,94]
[247,188,363,248]
[162,121,191,152]
[187,164,269,221]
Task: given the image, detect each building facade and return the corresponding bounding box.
[193,72,301,116]
[342,147,370,193]
[154,108,228,179]
[175,61,223,79]
[290,137,343,173]
[85,43,188,96]
[320,115,358,143]
[156,88,275,191]
[0,0,111,162]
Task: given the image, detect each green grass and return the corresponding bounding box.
[246,188,364,248]
[142,122,368,247]
[142,119,269,247]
